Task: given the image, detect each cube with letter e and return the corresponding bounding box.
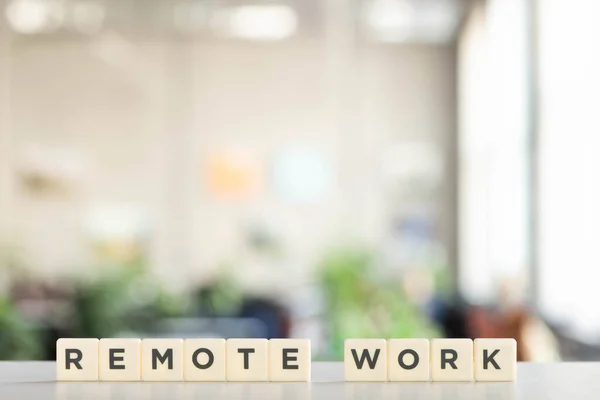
[99,338,141,381]
[269,339,311,381]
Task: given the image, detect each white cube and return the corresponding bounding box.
[184,338,227,381]
[226,338,269,381]
[141,339,184,381]
[344,338,387,381]
[387,338,430,381]
[474,338,517,381]
[56,338,99,381]
[430,338,474,381]
[269,339,311,382]
[99,338,141,381]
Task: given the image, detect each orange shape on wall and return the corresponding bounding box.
[205,149,262,199]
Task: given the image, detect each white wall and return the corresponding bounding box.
[3,34,456,290]
[0,20,14,292]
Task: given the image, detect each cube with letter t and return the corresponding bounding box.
[226,338,269,381]
[344,339,387,381]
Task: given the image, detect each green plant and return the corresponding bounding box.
[0,244,43,359]
[193,263,244,317]
[319,245,441,359]
[72,262,189,338]
[72,266,140,338]
[0,298,43,360]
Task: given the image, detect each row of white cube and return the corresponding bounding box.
[345,338,516,382]
[56,337,516,382]
[57,338,309,382]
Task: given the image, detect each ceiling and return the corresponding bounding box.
[3,0,466,43]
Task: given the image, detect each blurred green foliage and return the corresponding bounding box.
[0,298,43,360]
[1,239,447,361]
[193,263,244,316]
[0,244,42,360]
[72,262,189,338]
[319,245,441,359]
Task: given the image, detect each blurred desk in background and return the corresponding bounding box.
[150,317,268,339]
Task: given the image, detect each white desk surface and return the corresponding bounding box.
[0,361,594,399]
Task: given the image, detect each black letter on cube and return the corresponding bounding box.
[192,348,214,370]
[152,349,174,370]
[109,349,125,369]
[283,348,299,370]
[238,348,255,370]
[398,349,419,370]
[351,349,381,370]
[66,349,83,370]
[441,349,458,369]
[483,349,501,370]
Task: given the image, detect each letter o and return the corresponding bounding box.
[192,348,215,370]
[398,349,419,370]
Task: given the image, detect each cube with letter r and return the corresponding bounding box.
[56,338,99,381]
[430,338,473,381]
[474,338,517,381]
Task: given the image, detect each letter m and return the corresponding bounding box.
[152,349,173,370]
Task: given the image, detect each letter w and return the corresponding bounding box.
[351,349,380,369]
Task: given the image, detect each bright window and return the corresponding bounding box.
[538,0,600,341]
[458,0,530,304]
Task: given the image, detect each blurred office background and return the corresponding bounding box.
[0,0,594,361]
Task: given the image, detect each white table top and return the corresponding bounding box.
[0,361,594,399]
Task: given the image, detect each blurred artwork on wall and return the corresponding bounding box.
[385,213,445,270]
[271,146,334,204]
[17,143,89,198]
[381,141,446,271]
[85,206,149,266]
[204,147,263,199]
[382,141,444,200]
